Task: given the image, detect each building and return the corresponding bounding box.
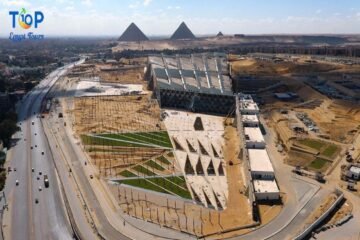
[244,127,265,149]
[148,53,234,115]
[347,166,360,180]
[238,94,259,114]
[242,114,259,127]
[253,180,280,200]
[248,149,275,179]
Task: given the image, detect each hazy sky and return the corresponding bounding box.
[0,0,360,36]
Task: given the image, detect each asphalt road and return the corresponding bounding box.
[4,63,82,240]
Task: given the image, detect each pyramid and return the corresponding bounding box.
[217,31,224,37]
[119,23,149,42]
[170,22,196,40]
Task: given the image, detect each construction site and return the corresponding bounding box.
[45,24,359,239]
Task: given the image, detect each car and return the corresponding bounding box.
[15,180,19,186]
[39,171,42,175]
[14,168,16,172]
[89,174,93,179]
[35,133,37,136]
[35,198,39,204]
[37,176,40,180]
[38,186,42,191]
[41,151,44,155]
[31,146,33,150]
[7,167,11,172]
[35,145,37,148]
[32,168,34,172]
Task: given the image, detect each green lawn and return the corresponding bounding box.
[156,155,171,165]
[81,135,153,148]
[322,145,339,158]
[299,139,325,151]
[119,170,137,178]
[308,158,329,170]
[119,179,170,194]
[132,165,157,176]
[166,176,188,189]
[145,160,165,171]
[117,176,191,199]
[98,131,172,148]
[147,177,192,199]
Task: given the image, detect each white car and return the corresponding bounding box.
[15,180,19,186]
[38,186,42,191]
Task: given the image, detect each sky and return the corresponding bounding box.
[0,0,360,37]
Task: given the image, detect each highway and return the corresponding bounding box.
[3,62,82,240]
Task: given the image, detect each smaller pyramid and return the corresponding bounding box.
[217,31,224,37]
[119,23,149,42]
[170,22,196,40]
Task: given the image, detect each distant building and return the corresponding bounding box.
[170,22,196,40]
[119,23,149,42]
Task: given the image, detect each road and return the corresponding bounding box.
[3,62,82,240]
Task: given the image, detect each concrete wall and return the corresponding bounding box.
[254,191,280,201]
[251,171,275,180]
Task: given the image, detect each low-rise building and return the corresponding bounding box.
[248,149,275,179]
[347,166,360,180]
[253,179,280,200]
[242,114,259,127]
[244,127,265,149]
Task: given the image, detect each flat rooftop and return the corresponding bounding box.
[242,114,259,123]
[149,53,233,96]
[350,166,360,174]
[244,127,265,143]
[240,102,259,112]
[248,149,274,172]
[253,180,279,193]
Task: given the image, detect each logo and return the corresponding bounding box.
[9,8,44,29]
[8,8,45,42]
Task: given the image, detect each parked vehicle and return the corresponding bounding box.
[44,175,49,188]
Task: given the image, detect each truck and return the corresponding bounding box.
[44,175,49,188]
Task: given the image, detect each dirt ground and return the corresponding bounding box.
[73,94,164,135]
[305,193,337,225]
[230,58,343,76]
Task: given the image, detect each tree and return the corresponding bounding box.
[0,119,20,147]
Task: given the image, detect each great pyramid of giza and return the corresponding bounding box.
[217,31,224,37]
[170,22,196,40]
[119,23,149,41]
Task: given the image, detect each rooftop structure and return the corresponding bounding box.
[253,180,280,200]
[148,53,234,115]
[244,127,265,148]
[242,114,259,127]
[119,23,149,42]
[170,22,196,40]
[238,94,259,114]
[350,166,360,174]
[248,149,275,179]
